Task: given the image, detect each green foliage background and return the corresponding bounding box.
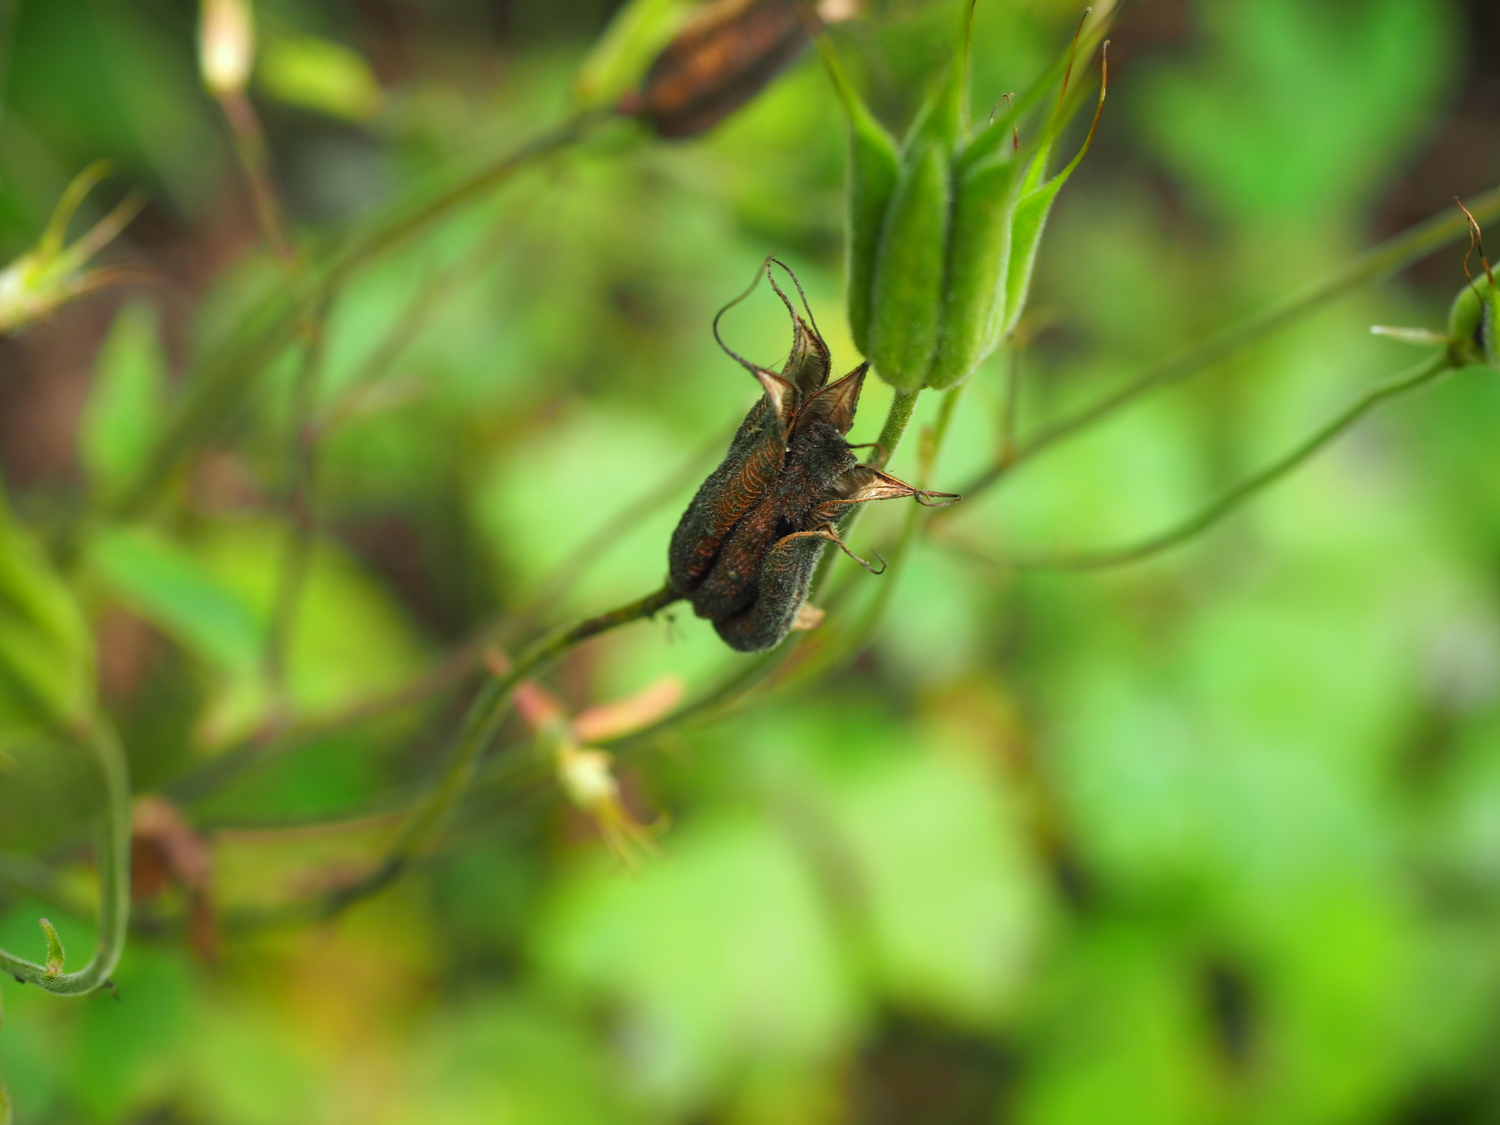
[2,0,1499,1121]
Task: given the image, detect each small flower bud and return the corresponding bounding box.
[200,0,256,97]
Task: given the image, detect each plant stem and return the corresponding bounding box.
[952,184,1500,503]
[264,295,331,704]
[216,88,298,273]
[306,582,681,918]
[942,350,1458,571]
[870,387,920,468]
[109,113,603,522]
[0,720,130,995]
[322,112,604,291]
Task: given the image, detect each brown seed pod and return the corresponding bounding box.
[668,259,958,652]
[618,0,823,139]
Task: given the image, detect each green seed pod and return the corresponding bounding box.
[1448,275,1499,368]
[867,136,952,390]
[864,51,968,390]
[820,5,1108,390]
[926,154,1020,389]
[818,40,900,356]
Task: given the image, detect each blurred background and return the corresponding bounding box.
[2,0,1500,1121]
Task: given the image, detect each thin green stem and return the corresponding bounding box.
[322,112,603,291]
[951,186,1500,504]
[217,88,298,273]
[283,582,681,920]
[943,351,1458,571]
[264,295,332,703]
[870,386,919,468]
[998,339,1023,468]
[0,720,130,995]
[169,425,726,806]
[109,113,604,522]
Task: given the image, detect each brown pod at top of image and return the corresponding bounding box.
[620,0,852,139]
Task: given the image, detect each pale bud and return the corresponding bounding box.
[200,0,255,97]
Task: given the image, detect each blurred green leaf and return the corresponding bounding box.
[413,995,645,1125]
[573,0,693,110]
[817,747,1046,1025]
[90,525,264,678]
[81,300,168,500]
[0,495,94,731]
[1135,0,1456,218]
[535,813,859,1111]
[257,35,383,122]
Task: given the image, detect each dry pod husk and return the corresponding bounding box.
[669,260,957,652]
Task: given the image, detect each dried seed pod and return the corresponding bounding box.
[669,260,958,652]
[620,0,821,138]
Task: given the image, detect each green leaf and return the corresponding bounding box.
[823,749,1045,1023]
[534,813,857,1108]
[257,35,383,122]
[0,1070,10,1125]
[1135,0,1456,218]
[88,525,264,677]
[81,301,167,499]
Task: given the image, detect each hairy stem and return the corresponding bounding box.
[953,185,1500,503]
[0,721,130,995]
[870,387,920,468]
[941,350,1458,571]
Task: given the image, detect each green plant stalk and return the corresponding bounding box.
[264,295,332,705]
[869,387,920,468]
[771,384,964,695]
[952,184,1500,503]
[109,112,603,522]
[216,88,298,273]
[310,581,681,917]
[947,350,1458,571]
[0,720,130,995]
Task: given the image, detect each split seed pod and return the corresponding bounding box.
[822,5,1108,391]
[669,259,958,652]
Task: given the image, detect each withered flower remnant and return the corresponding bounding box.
[619,0,846,139]
[0,163,145,335]
[669,260,957,652]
